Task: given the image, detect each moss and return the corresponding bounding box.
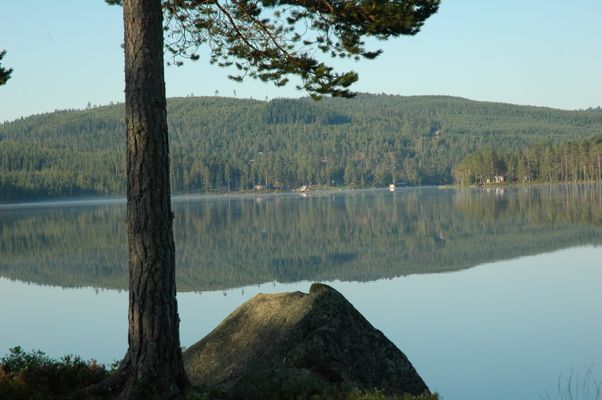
[346,390,439,400]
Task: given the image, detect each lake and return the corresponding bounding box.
[1,185,601,400]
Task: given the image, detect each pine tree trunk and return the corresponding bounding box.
[89,0,188,398]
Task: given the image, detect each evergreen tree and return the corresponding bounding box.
[95,0,440,398]
[453,136,602,185]
[0,50,13,86]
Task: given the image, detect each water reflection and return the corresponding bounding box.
[1,184,601,291]
[1,186,601,400]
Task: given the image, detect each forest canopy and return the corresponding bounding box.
[453,136,602,185]
[1,94,602,201]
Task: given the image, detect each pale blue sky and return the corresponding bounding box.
[1,0,601,122]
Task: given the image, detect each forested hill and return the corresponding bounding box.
[2,94,602,201]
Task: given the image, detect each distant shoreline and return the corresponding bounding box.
[3,181,602,208]
[440,180,602,190]
[0,185,423,207]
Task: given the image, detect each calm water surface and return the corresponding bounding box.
[1,185,601,400]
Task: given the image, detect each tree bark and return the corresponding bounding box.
[93,0,188,398]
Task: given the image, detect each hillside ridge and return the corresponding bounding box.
[1,94,601,201]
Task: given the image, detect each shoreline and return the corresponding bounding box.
[2,181,602,208]
[439,180,602,190]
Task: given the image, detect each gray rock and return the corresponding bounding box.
[183,283,430,399]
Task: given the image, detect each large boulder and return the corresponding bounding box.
[183,283,430,399]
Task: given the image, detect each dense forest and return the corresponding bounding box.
[1,94,602,202]
[453,136,602,185]
[1,185,601,291]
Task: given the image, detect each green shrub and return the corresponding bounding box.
[1,347,439,400]
[0,346,110,400]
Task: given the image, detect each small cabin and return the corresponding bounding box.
[486,176,505,184]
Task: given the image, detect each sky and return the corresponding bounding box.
[1,0,601,122]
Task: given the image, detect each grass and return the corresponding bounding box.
[541,366,602,400]
[183,389,438,400]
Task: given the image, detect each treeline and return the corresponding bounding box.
[0,142,123,199]
[453,136,602,185]
[2,95,602,201]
